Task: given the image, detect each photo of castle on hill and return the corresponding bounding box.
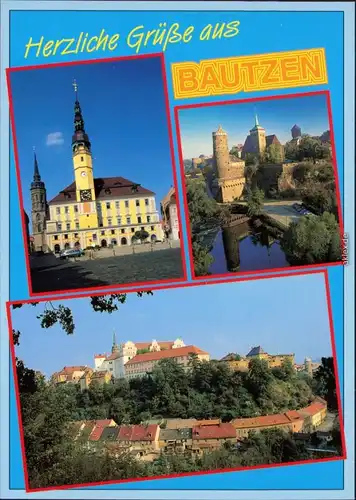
[176,91,343,278]
[7,54,185,295]
[9,272,345,491]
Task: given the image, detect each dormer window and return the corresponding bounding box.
[105,188,111,195]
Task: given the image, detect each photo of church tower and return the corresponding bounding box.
[32,82,163,253]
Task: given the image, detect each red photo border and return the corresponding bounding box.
[174,90,345,281]
[6,52,188,298]
[7,269,346,493]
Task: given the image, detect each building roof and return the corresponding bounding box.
[220,353,240,362]
[125,345,208,365]
[117,424,158,442]
[91,370,111,379]
[159,428,192,441]
[298,400,326,417]
[100,426,120,441]
[192,423,236,440]
[49,176,155,204]
[266,134,281,147]
[105,352,121,361]
[231,413,292,429]
[165,418,198,429]
[246,346,265,357]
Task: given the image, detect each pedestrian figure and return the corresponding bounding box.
[112,246,116,256]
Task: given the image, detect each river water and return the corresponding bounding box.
[208,221,290,274]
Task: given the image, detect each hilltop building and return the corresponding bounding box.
[161,187,180,240]
[125,345,210,380]
[30,82,163,253]
[94,335,188,379]
[241,115,284,162]
[51,365,90,385]
[221,345,295,372]
[211,125,246,203]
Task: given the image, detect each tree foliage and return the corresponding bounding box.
[247,187,265,217]
[281,212,342,265]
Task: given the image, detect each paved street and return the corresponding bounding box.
[30,248,184,293]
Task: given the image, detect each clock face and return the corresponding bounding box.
[80,189,92,202]
[81,171,87,177]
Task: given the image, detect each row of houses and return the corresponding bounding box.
[71,397,327,460]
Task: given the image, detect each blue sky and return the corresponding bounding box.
[9,56,174,218]
[13,273,332,377]
[178,93,330,159]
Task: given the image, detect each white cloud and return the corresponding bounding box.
[46,132,64,146]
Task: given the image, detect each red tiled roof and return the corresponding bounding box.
[89,419,116,441]
[117,424,158,442]
[62,366,87,372]
[197,419,221,426]
[125,345,208,365]
[285,410,303,421]
[94,354,106,359]
[232,413,292,429]
[298,401,326,417]
[49,177,155,204]
[92,370,111,379]
[192,423,236,440]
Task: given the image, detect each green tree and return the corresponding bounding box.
[247,187,265,217]
[313,357,338,410]
[133,229,149,243]
[186,179,220,229]
[281,212,342,265]
[267,143,284,163]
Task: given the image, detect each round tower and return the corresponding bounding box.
[212,125,230,179]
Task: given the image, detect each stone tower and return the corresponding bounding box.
[249,114,266,156]
[212,125,230,178]
[30,151,48,252]
[212,125,246,203]
[304,357,313,376]
[291,124,302,139]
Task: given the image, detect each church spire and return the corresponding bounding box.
[112,329,119,353]
[254,114,259,127]
[71,80,91,152]
[33,148,41,182]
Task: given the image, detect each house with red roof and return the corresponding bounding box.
[191,422,237,453]
[297,397,327,430]
[51,365,89,385]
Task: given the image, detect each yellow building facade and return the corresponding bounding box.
[32,85,163,253]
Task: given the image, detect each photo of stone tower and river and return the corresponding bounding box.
[179,94,343,277]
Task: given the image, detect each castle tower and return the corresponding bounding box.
[71,80,98,230]
[30,151,48,252]
[212,125,230,179]
[249,114,266,156]
[304,357,313,376]
[291,124,302,139]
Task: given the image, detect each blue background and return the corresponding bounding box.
[8,9,345,492]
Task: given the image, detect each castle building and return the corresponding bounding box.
[31,83,163,253]
[125,345,210,380]
[211,125,246,203]
[94,335,187,379]
[51,365,89,384]
[161,187,180,240]
[241,115,284,162]
[221,345,295,372]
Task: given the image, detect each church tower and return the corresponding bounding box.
[71,80,98,230]
[30,151,48,252]
[112,330,119,354]
[249,114,266,156]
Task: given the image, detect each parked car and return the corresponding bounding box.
[59,248,84,260]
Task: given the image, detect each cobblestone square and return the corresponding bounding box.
[30,248,184,293]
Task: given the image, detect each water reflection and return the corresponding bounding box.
[209,221,290,274]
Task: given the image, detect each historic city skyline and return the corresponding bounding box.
[178,93,331,159]
[13,273,332,377]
